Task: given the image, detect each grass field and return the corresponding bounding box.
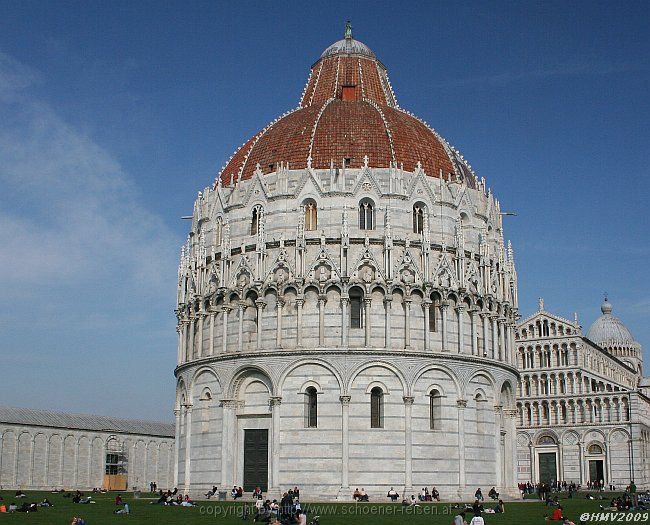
[0,490,646,524]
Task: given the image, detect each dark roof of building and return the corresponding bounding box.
[0,406,175,438]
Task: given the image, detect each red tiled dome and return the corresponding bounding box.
[219,33,475,188]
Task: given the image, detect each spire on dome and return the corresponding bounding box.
[345,20,353,39]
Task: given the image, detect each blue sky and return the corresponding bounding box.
[0,1,648,421]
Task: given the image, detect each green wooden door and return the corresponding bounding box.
[244,429,268,492]
[538,452,557,484]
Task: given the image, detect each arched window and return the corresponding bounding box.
[303,200,317,231]
[588,444,603,455]
[412,202,425,233]
[251,205,264,235]
[359,198,375,230]
[475,393,487,434]
[305,386,318,428]
[215,218,223,246]
[429,389,442,429]
[200,390,212,433]
[370,386,383,428]
[349,288,363,329]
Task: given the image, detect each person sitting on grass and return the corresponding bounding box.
[431,486,440,502]
[546,505,564,521]
[39,498,53,507]
[408,495,419,507]
[181,495,195,507]
[353,488,362,501]
[15,490,26,498]
[469,515,485,525]
[494,499,505,513]
[114,503,130,514]
[115,494,124,505]
[8,503,18,513]
[70,517,87,524]
[387,487,399,501]
[472,500,484,517]
[358,488,369,502]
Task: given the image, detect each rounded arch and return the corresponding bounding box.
[189,366,222,394]
[228,364,275,399]
[175,378,189,409]
[297,380,323,395]
[365,380,391,395]
[465,370,497,397]
[500,380,516,408]
[536,430,559,445]
[411,363,462,398]
[277,358,343,397]
[347,361,407,396]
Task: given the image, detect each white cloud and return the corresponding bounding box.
[0,50,178,311]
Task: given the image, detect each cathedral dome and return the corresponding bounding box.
[587,298,637,346]
[219,27,475,188]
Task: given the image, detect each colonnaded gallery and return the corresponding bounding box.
[173,26,649,499]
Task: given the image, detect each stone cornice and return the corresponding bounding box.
[174,347,520,376]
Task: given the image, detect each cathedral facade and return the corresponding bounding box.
[514,298,650,488]
[174,28,520,499]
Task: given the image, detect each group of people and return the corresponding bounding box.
[251,487,304,525]
[453,499,505,525]
[352,488,369,501]
[152,488,195,506]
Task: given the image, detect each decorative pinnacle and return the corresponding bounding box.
[345,20,353,39]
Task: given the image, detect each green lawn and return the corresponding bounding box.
[0,490,645,524]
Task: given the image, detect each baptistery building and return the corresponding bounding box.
[174,26,520,499]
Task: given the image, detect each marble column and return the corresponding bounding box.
[209,310,216,356]
[578,442,584,485]
[384,297,392,349]
[176,325,182,364]
[237,303,245,352]
[276,300,284,348]
[220,400,236,488]
[341,298,349,347]
[318,295,326,346]
[270,397,282,491]
[188,317,196,360]
[491,315,499,359]
[339,395,351,495]
[197,313,205,358]
[481,313,489,357]
[403,396,414,492]
[494,406,502,488]
[221,306,231,354]
[183,405,193,493]
[422,300,431,352]
[457,399,467,494]
[469,309,478,356]
[296,298,304,347]
[441,302,449,352]
[498,319,505,361]
[404,299,412,349]
[255,300,266,351]
[456,304,465,354]
[364,298,372,347]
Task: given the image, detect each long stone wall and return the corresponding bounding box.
[0,424,175,491]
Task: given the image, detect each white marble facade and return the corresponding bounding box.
[514,300,650,489]
[174,164,520,499]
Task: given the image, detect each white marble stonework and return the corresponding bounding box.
[174,162,520,499]
[514,299,650,489]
